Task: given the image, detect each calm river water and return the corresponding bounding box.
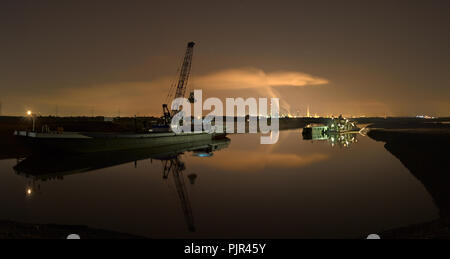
[0,129,438,238]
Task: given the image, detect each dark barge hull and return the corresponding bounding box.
[14,131,226,154]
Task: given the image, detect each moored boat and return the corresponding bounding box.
[14,130,226,154]
[302,115,360,140]
[327,115,360,133]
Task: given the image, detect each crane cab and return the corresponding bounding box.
[188,91,196,103]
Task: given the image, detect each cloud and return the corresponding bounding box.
[191,67,329,90]
[191,67,328,114]
[14,67,328,116]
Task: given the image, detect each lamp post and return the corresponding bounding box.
[27,110,36,132]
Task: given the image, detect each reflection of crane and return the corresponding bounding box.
[162,42,196,126]
[14,137,231,233]
[162,155,195,232]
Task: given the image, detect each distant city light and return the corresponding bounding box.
[27,110,32,116]
[416,115,435,119]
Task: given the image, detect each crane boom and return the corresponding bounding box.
[174,41,195,105]
[162,41,195,125]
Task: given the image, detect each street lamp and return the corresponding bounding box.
[27,110,36,132]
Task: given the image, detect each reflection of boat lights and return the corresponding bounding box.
[194,153,213,157]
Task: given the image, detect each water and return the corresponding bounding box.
[0,129,439,238]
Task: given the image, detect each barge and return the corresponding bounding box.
[327,115,360,133]
[302,115,360,140]
[14,130,226,154]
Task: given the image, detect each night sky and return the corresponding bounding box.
[1,0,449,117]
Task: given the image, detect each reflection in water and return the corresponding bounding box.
[0,129,442,238]
[13,137,230,232]
[190,150,329,172]
[328,133,358,148]
[162,156,194,231]
[302,128,359,148]
[25,184,38,198]
[368,130,450,217]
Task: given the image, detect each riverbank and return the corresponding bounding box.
[0,220,143,239]
[368,126,450,239]
[380,216,450,239]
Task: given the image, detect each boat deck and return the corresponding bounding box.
[14,130,212,139]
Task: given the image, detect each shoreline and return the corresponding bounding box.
[367,126,450,239]
[0,220,143,239]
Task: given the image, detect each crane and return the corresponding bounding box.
[162,41,196,126]
[162,155,196,232]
